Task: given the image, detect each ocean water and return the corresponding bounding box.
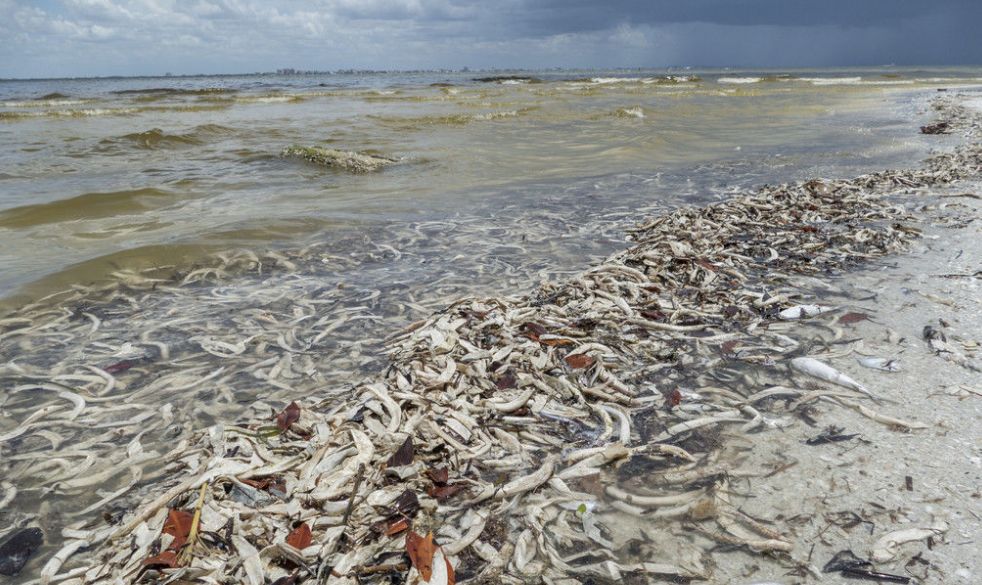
[2,67,981,302]
[0,67,980,580]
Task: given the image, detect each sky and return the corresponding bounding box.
[1,0,980,78]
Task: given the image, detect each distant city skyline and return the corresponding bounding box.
[1,0,980,79]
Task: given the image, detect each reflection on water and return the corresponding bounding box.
[2,67,978,300]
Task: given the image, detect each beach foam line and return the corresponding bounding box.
[717,76,762,84]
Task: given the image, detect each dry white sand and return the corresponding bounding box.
[706,183,981,584]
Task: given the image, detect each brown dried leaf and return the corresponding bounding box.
[494,371,517,390]
[838,312,870,325]
[641,309,666,322]
[286,522,312,550]
[275,401,301,431]
[387,436,414,468]
[426,467,449,485]
[539,337,575,347]
[384,518,410,537]
[392,490,420,519]
[564,354,595,369]
[406,531,436,581]
[520,322,547,341]
[143,550,178,569]
[721,340,739,354]
[427,483,468,501]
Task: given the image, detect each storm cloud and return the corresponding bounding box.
[0,0,979,78]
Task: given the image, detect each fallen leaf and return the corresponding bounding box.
[392,490,420,519]
[494,371,516,390]
[520,322,547,341]
[431,546,455,585]
[143,550,178,569]
[721,340,739,354]
[384,518,410,536]
[427,484,468,501]
[104,360,136,374]
[839,312,870,325]
[406,531,436,581]
[564,354,595,369]
[387,436,414,467]
[641,309,666,321]
[275,402,301,431]
[143,509,193,567]
[162,509,193,549]
[667,388,682,407]
[426,467,449,485]
[285,523,312,550]
[539,336,575,347]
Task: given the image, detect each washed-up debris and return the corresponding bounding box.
[920,121,950,134]
[2,95,980,584]
[0,527,43,576]
[871,521,948,562]
[791,357,882,402]
[857,357,901,372]
[281,145,397,172]
[778,304,835,320]
[823,549,911,583]
[805,425,858,445]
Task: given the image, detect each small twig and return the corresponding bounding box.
[179,482,208,564]
[341,464,366,530]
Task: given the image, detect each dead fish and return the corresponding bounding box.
[791,357,882,402]
[778,304,835,320]
[0,527,43,576]
[857,357,900,372]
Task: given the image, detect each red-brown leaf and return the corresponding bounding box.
[667,388,682,407]
[406,531,436,581]
[494,371,517,390]
[275,402,301,431]
[286,522,312,549]
[539,337,574,347]
[426,467,449,485]
[427,483,468,501]
[520,322,547,341]
[143,550,179,568]
[162,509,193,549]
[445,552,456,585]
[838,312,870,325]
[387,436,414,467]
[384,518,410,537]
[564,354,595,369]
[721,340,739,354]
[641,309,666,322]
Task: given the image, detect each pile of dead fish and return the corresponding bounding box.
[4,99,981,585]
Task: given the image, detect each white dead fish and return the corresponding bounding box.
[857,357,900,372]
[778,305,835,320]
[871,521,948,562]
[790,357,882,402]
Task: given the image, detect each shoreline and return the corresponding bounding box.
[2,93,980,584]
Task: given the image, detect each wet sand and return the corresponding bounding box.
[710,185,981,584]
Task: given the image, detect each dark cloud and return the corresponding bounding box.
[1,0,980,78]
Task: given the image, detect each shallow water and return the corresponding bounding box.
[0,67,980,581]
[3,67,980,303]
